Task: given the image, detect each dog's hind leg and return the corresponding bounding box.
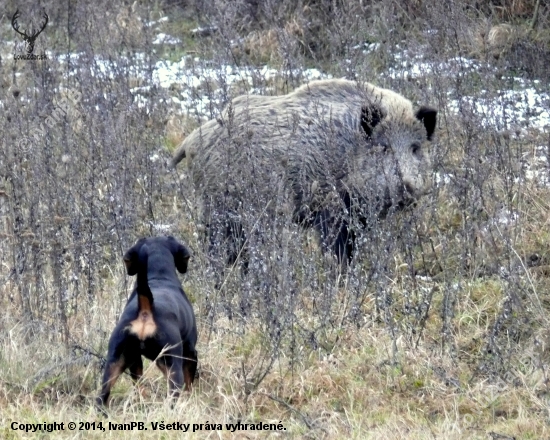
[128,358,143,383]
[156,350,184,401]
[96,356,127,408]
[182,346,198,391]
[129,358,144,398]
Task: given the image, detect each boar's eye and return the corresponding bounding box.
[377,142,390,154]
[411,143,421,157]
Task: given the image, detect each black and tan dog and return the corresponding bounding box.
[97,236,197,408]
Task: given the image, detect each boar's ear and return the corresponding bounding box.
[168,236,191,274]
[123,238,147,276]
[416,107,437,141]
[360,104,385,138]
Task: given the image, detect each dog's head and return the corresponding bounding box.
[123,236,191,276]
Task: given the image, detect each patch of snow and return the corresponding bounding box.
[522,145,550,185]
[388,50,548,133]
[493,208,519,227]
[389,55,482,80]
[148,58,330,120]
[153,33,181,45]
[145,16,169,27]
[449,88,550,132]
[151,223,172,232]
[434,172,453,185]
[191,26,218,37]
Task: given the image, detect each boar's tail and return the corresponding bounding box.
[171,141,187,168]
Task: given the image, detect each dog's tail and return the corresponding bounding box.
[123,240,157,340]
[136,245,154,317]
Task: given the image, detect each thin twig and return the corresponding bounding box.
[259,392,323,433]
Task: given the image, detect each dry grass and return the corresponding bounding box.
[2,117,550,439]
[2,0,550,438]
[1,239,550,439]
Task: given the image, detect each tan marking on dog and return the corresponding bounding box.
[137,294,152,313]
[123,257,132,272]
[127,296,157,340]
[156,362,169,379]
[100,357,126,402]
[183,365,193,391]
[107,357,125,385]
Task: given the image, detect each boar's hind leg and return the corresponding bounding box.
[207,213,249,286]
[334,223,355,265]
[314,210,355,265]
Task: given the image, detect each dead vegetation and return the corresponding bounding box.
[0,0,549,438]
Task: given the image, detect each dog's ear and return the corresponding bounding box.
[123,238,146,276]
[360,103,385,138]
[415,106,437,141]
[168,236,191,274]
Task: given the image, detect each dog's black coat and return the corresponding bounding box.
[97,236,197,408]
